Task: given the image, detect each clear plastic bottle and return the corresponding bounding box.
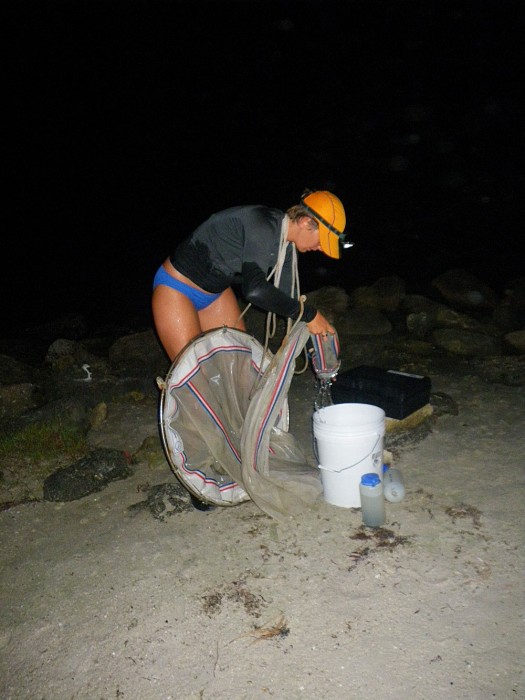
[359,473,386,527]
[382,465,405,503]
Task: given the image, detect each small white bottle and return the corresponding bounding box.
[382,465,405,503]
[359,473,386,527]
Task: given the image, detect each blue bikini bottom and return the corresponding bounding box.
[153,266,220,311]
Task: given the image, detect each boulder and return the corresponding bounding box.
[349,275,406,312]
[431,269,499,310]
[431,328,501,357]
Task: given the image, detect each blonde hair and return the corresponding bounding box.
[286,204,310,222]
[286,189,315,222]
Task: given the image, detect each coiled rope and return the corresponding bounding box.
[237,214,309,379]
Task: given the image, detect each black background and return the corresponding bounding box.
[5,0,524,332]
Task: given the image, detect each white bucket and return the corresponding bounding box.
[313,403,385,508]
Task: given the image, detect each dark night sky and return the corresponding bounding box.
[5,0,524,333]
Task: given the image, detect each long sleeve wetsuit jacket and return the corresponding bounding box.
[171,205,316,322]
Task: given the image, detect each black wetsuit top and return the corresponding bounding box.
[170,205,316,322]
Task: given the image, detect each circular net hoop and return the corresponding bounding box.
[158,324,322,519]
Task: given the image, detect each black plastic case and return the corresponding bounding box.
[331,365,432,420]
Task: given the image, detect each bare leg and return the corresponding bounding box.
[152,285,202,361]
[198,287,246,333]
[153,285,246,362]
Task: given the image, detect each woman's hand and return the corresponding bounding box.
[306,311,335,337]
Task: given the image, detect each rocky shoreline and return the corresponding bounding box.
[1,268,523,510]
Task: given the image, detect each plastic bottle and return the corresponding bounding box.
[382,465,405,503]
[359,473,386,527]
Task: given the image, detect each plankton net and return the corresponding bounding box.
[157,321,324,521]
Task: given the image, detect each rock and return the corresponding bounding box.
[349,275,406,312]
[0,383,43,426]
[127,482,193,520]
[393,290,492,341]
[401,294,444,315]
[384,419,433,453]
[431,269,499,310]
[45,338,80,368]
[340,308,393,336]
[434,307,488,331]
[44,338,110,378]
[394,338,435,356]
[473,356,525,386]
[431,328,501,357]
[89,402,108,428]
[406,312,435,339]
[43,448,133,502]
[385,403,434,433]
[430,391,459,417]
[86,397,159,453]
[108,330,169,377]
[19,396,91,434]
[132,435,166,469]
[504,330,525,354]
[305,286,350,316]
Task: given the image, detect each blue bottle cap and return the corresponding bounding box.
[361,472,381,487]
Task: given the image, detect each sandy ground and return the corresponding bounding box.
[0,363,523,700]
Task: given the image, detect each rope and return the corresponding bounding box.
[261,216,309,374]
[272,220,309,373]
[238,215,311,396]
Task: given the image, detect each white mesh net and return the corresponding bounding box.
[158,322,323,520]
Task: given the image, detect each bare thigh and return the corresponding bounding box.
[198,287,246,333]
[152,285,202,361]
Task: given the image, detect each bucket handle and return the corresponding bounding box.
[314,433,382,473]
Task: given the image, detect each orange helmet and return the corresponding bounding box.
[301,190,348,259]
